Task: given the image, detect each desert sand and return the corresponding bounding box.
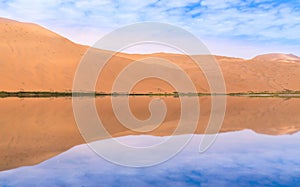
[0,17,300,93]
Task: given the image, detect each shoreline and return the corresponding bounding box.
[1,91,300,98]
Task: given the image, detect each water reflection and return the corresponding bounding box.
[0,96,299,171]
[0,131,299,186]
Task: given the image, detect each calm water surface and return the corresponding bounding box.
[1,132,300,187]
[0,97,299,186]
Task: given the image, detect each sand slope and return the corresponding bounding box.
[0,17,300,93]
[0,18,88,91]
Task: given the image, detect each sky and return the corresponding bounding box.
[0,0,299,58]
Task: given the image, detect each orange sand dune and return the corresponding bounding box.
[252,53,300,62]
[0,17,300,93]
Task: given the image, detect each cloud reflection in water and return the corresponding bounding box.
[0,130,299,187]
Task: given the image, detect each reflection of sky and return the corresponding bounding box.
[0,130,300,187]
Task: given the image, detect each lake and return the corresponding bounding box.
[0,96,299,186]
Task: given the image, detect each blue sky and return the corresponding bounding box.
[0,0,299,58]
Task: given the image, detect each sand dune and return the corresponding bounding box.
[0,18,87,91]
[1,17,300,93]
[252,53,300,62]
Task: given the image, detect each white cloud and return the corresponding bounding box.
[0,0,299,58]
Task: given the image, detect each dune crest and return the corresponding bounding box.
[252,53,300,62]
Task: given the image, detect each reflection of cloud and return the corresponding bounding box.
[0,130,300,186]
[0,0,299,58]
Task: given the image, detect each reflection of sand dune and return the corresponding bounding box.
[0,97,299,171]
[1,18,300,93]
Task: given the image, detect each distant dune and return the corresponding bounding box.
[252,53,300,62]
[0,17,300,93]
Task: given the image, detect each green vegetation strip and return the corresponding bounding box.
[0,91,300,98]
